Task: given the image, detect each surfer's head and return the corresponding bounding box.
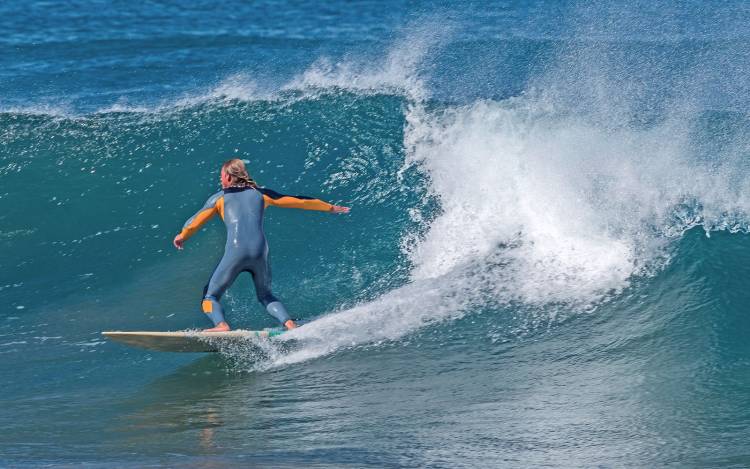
[221,158,257,188]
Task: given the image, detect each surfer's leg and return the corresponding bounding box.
[248,257,293,327]
[202,255,242,328]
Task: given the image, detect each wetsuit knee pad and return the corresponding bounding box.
[201,296,225,326]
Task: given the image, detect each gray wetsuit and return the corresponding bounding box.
[179,185,334,326]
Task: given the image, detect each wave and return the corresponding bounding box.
[267,95,749,367]
[3,21,750,371]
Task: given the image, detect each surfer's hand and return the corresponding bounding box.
[330,205,350,214]
[173,234,185,250]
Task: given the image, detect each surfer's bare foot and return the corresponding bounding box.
[284,320,297,330]
[204,321,230,332]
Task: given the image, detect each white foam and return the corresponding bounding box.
[282,45,426,101]
[282,18,450,102]
[269,274,473,367]
[403,98,750,304]
[404,100,643,302]
[0,103,74,118]
[173,73,271,108]
[95,101,152,114]
[82,74,271,115]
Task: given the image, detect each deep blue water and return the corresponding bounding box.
[3,1,750,467]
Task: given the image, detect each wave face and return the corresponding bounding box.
[3,1,750,467]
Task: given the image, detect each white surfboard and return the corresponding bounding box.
[102,329,286,352]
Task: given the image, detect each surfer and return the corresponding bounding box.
[173,159,350,332]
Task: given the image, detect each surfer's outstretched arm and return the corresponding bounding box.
[258,187,350,213]
[173,191,223,249]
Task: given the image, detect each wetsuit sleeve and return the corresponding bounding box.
[258,187,334,211]
[179,191,223,240]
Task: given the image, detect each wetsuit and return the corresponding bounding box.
[179,185,334,326]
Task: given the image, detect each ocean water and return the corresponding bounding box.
[3,0,750,466]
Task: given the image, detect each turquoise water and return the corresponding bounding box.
[3,1,750,466]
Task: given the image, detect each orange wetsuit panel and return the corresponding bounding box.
[259,187,333,211]
[179,191,223,240]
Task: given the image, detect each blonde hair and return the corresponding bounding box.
[222,158,257,188]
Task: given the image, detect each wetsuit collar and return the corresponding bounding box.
[224,185,254,193]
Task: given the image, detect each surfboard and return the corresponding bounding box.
[101,329,286,353]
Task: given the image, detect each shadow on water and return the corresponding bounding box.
[101,352,393,467]
[110,355,256,450]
